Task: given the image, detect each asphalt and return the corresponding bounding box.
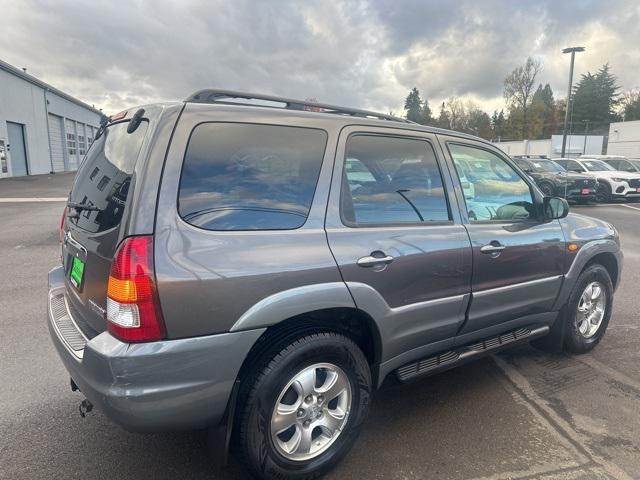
[1,174,639,480]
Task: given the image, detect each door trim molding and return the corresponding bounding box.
[474,275,563,297]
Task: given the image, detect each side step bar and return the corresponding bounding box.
[395,325,549,382]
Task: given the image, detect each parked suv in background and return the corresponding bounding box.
[49,91,623,480]
[554,157,640,202]
[512,155,598,203]
[599,155,640,174]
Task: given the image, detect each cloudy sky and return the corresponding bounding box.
[1,0,639,115]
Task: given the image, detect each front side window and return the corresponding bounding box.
[449,144,534,222]
[340,135,450,226]
[563,160,584,172]
[179,123,327,231]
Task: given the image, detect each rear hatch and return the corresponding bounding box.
[61,112,151,337]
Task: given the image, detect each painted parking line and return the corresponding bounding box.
[0,197,67,203]
[619,203,640,212]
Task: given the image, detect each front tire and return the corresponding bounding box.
[595,183,612,203]
[538,181,555,197]
[237,332,372,480]
[563,264,613,353]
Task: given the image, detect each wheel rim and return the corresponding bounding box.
[576,281,606,338]
[270,363,352,462]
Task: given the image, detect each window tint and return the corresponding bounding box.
[179,123,327,231]
[340,135,450,225]
[68,120,148,233]
[449,144,534,222]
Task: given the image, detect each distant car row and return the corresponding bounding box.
[512,155,640,203]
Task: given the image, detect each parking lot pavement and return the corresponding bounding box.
[0,172,75,198]
[1,175,639,480]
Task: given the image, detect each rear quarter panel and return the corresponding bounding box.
[153,104,348,338]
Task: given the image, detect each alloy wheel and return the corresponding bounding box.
[270,363,352,462]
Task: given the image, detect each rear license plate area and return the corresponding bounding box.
[70,256,85,290]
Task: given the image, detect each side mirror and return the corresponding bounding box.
[543,196,569,220]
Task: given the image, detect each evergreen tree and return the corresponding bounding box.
[491,109,506,140]
[572,64,620,134]
[435,102,451,129]
[530,83,556,139]
[421,97,434,125]
[404,87,424,123]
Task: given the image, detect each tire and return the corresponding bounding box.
[237,332,372,480]
[562,264,613,354]
[538,181,555,197]
[595,182,612,203]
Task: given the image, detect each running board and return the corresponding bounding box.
[395,325,550,382]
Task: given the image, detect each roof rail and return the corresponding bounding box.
[185,89,413,124]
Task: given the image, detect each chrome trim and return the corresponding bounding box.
[357,255,394,267]
[474,275,563,297]
[387,292,467,315]
[48,288,88,360]
[64,230,87,256]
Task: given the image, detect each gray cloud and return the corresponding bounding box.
[1,0,638,115]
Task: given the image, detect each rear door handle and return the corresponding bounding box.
[480,242,506,254]
[357,253,394,267]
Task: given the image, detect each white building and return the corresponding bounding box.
[493,135,604,158]
[0,59,103,178]
[607,120,640,159]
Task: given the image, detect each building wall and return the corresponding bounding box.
[608,120,640,159]
[493,135,603,158]
[0,68,102,176]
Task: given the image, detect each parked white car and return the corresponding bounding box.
[553,157,640,202]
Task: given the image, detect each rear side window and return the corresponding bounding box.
[68,120,148,233]
[179,123,327,230]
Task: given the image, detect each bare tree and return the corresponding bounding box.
[504,57,542,138]
[446,97,465,130]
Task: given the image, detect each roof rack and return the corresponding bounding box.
[185,89,413,124]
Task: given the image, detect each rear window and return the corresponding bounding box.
[178,123,327,231]
[68,120,148,233]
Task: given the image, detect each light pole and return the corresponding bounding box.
[561,46,585,158]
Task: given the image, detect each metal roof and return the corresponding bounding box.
[0,58,103,116]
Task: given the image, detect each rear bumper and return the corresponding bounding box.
[47,265,264,431]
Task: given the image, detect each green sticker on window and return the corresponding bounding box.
[70,257,85,288]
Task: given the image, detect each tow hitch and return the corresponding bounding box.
[79,399,93,418]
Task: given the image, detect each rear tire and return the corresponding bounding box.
[237,332,371,480]
[562,264,613,354]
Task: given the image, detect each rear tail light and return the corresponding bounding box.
[106,236,165,342]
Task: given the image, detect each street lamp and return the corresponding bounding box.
[561,46,585,158]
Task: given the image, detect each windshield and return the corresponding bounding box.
[581,160,615,172]
[528,159,565,173]
[629,160,640,170]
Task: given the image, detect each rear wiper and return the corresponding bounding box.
[67,201,100,212]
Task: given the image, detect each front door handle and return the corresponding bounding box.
[357,253,394,268]
[480,242,506,254]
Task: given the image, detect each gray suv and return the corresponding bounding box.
[48,90,622,480]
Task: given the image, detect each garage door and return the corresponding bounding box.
[65,119,78,170]
[48,114,65,172]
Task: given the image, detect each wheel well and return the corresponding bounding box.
[584,252,619,289]
[236,307,381,383]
